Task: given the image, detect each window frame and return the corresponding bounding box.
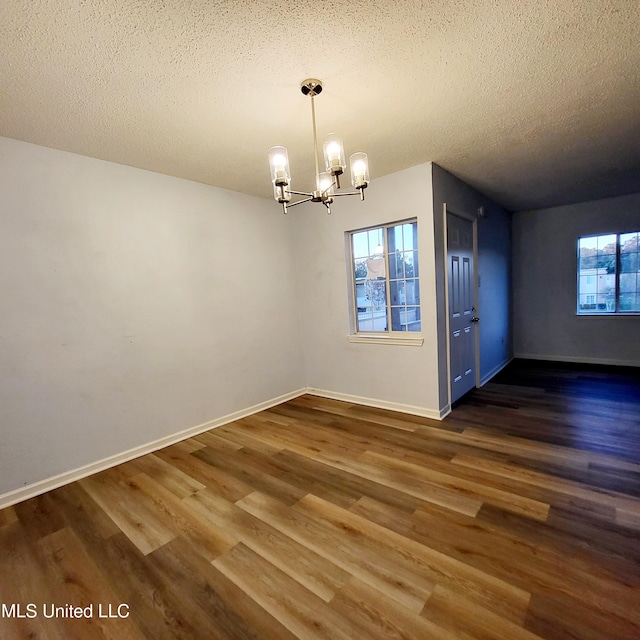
[347,219,424,345]
[577,230,640,315]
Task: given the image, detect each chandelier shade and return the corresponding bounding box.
[323,133,346,182]
[268,79,369,214]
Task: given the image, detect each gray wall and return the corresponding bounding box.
[513,192,640,365]
[0,137,304,496]
[432,164,513,409]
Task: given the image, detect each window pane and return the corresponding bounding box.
[579,255,597,270]
[579,275,595,297]
[358,309,381,332]
[352,230,370,259]
[389,252,402,279]
[403,252,415,278]
[619,293,640,312]
[579,294,597,311]
[620,232,638,253]
[354,258,367,280]
[598,236,617,275]
[355,282,367,310]
[357,279,387,331]
[620,272,637,293]
[389,280,403,305]
[578,236,598,253]
[598,234,617,255]
[578,236,599,274]
[391,225,403,253]
[366,278,386,308]
[368,228,384,255]
[620,252,638,272]
[406,278,420,305]
[390,306,420,331]
[390,279,421,305]
[352,228,384,259]
[390,307,402,331]
[620,233,638,283]
[403,223,417,251]
[602,292,616,311]
[392,278,415,301]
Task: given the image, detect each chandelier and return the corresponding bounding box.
[268,79,370,215]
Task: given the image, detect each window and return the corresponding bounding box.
[349,220,421,334]
[577,231,640,314]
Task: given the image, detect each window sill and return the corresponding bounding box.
[347,334,424,346]
[576,312,640,317]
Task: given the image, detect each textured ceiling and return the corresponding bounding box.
[1,0,639,212]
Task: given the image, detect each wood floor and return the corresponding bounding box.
[1,360,639,639]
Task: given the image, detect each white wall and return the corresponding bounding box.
[432,165,513,408]
[290,164,443,417]
[513,192,640,365]
[0,137,304,497]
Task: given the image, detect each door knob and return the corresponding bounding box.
[471,316,479,323]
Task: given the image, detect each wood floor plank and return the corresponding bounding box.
[213,542,367,640]
[421,584,545,640]
[0,505,18,527]
[51,482,121,541]
[164,437,207,454]
[615,507,640,530]
[330,577,462,640]
[37,526,146,640]
[79,472,178,555]
[525,590,640,640]
[131,453,207,499]
[0,521,68,640]
[12,492,66,540]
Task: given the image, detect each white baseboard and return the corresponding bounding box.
[514,353,640,368]
[305,387,445,421]
[438,404,451,419]
[480,356,514,386]
[0,388,307,510]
